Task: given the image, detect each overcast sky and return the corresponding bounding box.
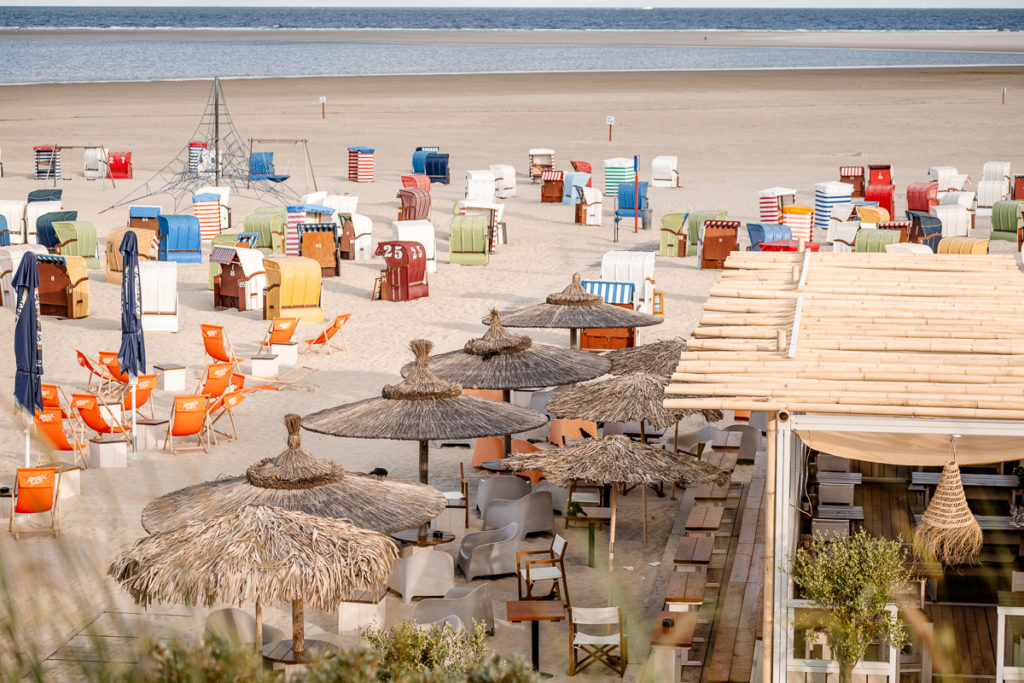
[0,1,1020,7]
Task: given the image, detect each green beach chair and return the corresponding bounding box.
[686,210,728,256]
[990,200,1024,244]
[659,212,688,257]
[449,214,489,266]
[243,207,287,255]
[52,220,100,269]
[854,229,901,253]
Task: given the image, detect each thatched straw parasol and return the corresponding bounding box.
[493,273,662,348]
[504,435,728,600]
[109,504,398,657]
[140,414,446,535]
[545,372,722,541]
[604,338,687,377]
[405,309,611,391]
[302,339,547,487]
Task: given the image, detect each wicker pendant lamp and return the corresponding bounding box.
[914,435,983,566]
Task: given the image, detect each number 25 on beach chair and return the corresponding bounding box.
[302,313,350,354]
[164,395,211,454]
[10,467,61,537]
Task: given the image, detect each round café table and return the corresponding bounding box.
[389,528,456,547]
[262,638,336,666]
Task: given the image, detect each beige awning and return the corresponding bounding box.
[795,430,1024,466]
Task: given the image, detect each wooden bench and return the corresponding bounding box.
[703,451,738,473]
[685,505,724,536]
[711,431,742,451]
[674,535,714,570]
[691,482,729,505]
[915,513,1024,553]
[665,572,706,612]
[911,471,1019,505]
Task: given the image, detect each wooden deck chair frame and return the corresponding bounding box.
[196,361,235,400]
[72,392,134,447]
[9,466,61,537]
[259,316,299,350]
[301,313,350,354]
[118,373,158,420]
[517,534,570,606]
[41,383,86,441]
[164,395,212,455]
[76,349,116,391]
[34,407,89,469]
[568,606,628,677]
[209,390,245,443]
[444,462,470,529]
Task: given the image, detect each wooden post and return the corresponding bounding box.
[640,419,648,544]
[255,599,263,654]
[292,598,304,656]
[762,413,776,683]
[569,328,578,350]
[419,439,430,540]
[608,485,618,605]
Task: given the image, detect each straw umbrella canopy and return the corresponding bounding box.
[504,435,728,599]
[302,339,548,486]
[546,372,723,541]
[141,414,446,535]
[603,338,687,377]
[493,273,662,348]
[109,503,398,657]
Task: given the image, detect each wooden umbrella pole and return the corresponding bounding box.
[608,484,618,606]
[292,598,304,656]
[255,599,263,654]
[502,390,513,455]
[419,439,430,540]
[569,328,578,350]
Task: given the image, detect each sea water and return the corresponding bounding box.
[0,6,1022,85]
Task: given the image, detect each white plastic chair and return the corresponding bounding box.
[387,549,455,604]
[482,490,554,535]
[457,522,521,580]
[413,583,494,634]
[476,475,530,518]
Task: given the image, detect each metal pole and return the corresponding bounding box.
[24,427,30,468]
[214,79,220,186]
[130,377,138,454]
[762,413,776,683]
[633,155,639,234]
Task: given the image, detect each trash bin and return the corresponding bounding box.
[642,209,652,231]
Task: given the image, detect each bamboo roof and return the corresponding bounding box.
[664,252,1024,420]
[401,309,611,390]
[141,415,446,535]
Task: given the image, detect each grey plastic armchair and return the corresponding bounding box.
[483,490,554,535]
[413,583,495,634]
[476,475,530,518]
[387,549,456,604]
[457,521,522,580]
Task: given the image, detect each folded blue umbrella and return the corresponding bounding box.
[13,252,42,422]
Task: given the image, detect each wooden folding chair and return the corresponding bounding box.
[568,606,628,677]
[196,362,234,400]
[9,466,61,537]
[301,313,350,354]
[71,392,132,446]
[164,395,211,454]
[517,534,570,606]
[201,323,243,370]
[259,316,299,349]
[208,390,245,442]
[116,373,158,419]
[443,462,470,529]
[76,349,116,391]
[34,407,88,468]
[99,351,129,383]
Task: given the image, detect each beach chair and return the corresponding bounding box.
[76,349,117,391]
[164,394,211,454]
[990,199,1024,247]
[614,182,649,229]
[301,313,350,354]
[41,383,72,421]
[34,407,88,468]
[659,213,688,256]
[568,606,628,677]
[115,373,157,419]
[746,223,791,251]
[388,550,456,604]
[701,221,740,269]
[425,153,450,184]
[197,362,235,400]
[471,436,504,469]
[686,210,728,257]
[854,229,901,253]
[100,351,129,384]
[209,390,246,442]
[201,324,242,369]
[549,419,598,447]
[904,211,944,251]
[71,393,132,445]
[9,467,61,537]
[259,316,298,350]
[517,534,570,606]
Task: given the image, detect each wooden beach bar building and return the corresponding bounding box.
[665,251,1024,682]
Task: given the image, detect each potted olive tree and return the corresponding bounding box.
[790,529,910,683]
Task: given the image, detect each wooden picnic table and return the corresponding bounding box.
[691,482,729,502]
[674,535,714,567]
[816,505,864,521]
[685,505,724,533]
[703,451,738,473]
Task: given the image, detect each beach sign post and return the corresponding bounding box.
[607,115,614,142]
[320,96,326,119]
[634,155,640,233]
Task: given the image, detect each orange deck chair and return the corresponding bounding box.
[34,407,88,468]
[115,373,158,419]
[41,383,73,420]
[9,466,61,537]
[511,438,543,484]
[100,351,129,384]
[301,313,350,354]
[471,435,504,469]
[259,316,299,350]
[76,350,117,391]
[164,394,211,454]
[197,362,234,400]
[71,392,132,445]
[465,388,503,402]
[209,390,245,442]
[201,324,242,369]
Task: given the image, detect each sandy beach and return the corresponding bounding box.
[0,51,1022,678]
